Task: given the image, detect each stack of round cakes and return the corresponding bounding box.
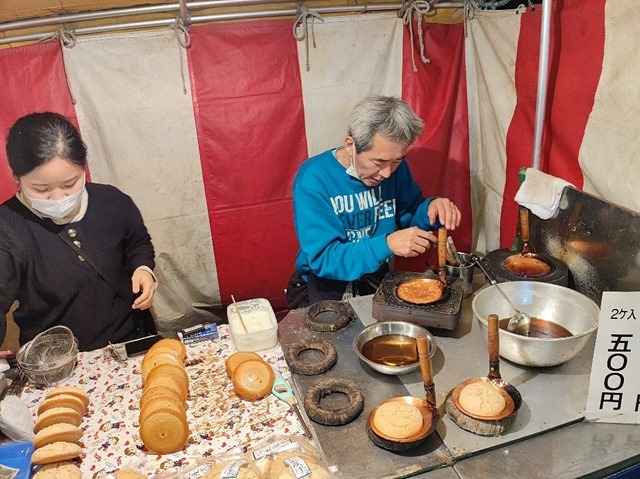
[139,338,190,454]
[31,386,89,478]
[225,351,275,401]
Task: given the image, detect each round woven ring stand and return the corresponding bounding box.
[304,300,353,332]
[304,377,364,426]
[285,339,338,375]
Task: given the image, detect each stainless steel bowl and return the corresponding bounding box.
[353,321,437,375]
[472,281,600,367]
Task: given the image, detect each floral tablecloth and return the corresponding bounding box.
[19,325,303,479]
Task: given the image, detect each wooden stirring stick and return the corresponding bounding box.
[438,227,448,284]
[231,295,248,333]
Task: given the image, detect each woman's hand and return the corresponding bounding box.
[387,227,437,257]
[428,198,461,230]
[132,269,156,310]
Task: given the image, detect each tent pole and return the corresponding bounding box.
[0,0,506,46]
[531,0,553,170]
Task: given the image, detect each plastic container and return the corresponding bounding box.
[227,298,278,352]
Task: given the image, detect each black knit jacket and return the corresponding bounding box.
[0,182,155,351]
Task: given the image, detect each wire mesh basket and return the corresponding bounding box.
[16,326,79,385]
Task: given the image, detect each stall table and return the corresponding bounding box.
[278,275,640,479]
[17,325,305,477]
[10,274,640,478]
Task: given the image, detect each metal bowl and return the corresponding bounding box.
[353,321,437,375]
[472,281,600,367]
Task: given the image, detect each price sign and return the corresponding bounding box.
[585,292,640,423]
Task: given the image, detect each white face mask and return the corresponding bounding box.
[345,142,360,179]
[25,177,85,219]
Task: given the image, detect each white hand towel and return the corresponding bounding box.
[514,168,574,220]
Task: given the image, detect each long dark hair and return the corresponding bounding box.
[6,112,87,178]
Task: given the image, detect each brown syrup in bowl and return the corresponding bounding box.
[362,334,418,366]
[499,317,573,338]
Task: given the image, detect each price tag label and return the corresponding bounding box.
[585,292,640,423]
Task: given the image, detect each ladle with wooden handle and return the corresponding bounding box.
[470,254,531,336]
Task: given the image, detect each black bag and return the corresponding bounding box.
[285,272,309,310]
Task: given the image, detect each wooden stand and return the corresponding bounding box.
[445,395,516,437]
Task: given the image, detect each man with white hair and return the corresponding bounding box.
[287,95,461,308]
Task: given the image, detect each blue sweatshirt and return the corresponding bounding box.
[293,148,438,282]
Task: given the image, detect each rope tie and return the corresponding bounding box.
[464,0,476,38]
[400,0,433,72]
[38,27,77,48]
[293,5,324,72]
[171,15,191,48]
[58,28,77,48]
[38,28,79,104]
[170,16,191,95]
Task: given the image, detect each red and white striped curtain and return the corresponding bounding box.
[6,0,635,330]
[468,0,640,252]
[0,13,470,329]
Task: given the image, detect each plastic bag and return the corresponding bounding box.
[248,435,335,478]
[200,453,263,479]
[263,442,334,478]
[0,396,34,442]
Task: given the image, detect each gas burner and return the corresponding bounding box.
[372,271,464,330]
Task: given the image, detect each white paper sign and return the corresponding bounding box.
[585,292,640,423]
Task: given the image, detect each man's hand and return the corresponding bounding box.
[428,198,461,230]
[132,270,156,310]
[387,227,438,257]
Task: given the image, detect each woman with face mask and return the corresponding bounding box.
[0,112,157,351]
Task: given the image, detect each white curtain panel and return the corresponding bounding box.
[298,13,404,156]
[465,9,521,254]
[579,0,640,212]
[62,30,219,330]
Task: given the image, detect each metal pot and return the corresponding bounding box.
[471,282,600,367]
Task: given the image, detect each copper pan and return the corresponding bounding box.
[452,314,522,420]
[367,335,439,452]
[503,207,553,277]
[395,228,449,305]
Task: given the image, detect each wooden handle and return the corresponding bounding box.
[438,228,447,279]
[487,314,501,380]
[519,207,530,244]
[417,334,436,404]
